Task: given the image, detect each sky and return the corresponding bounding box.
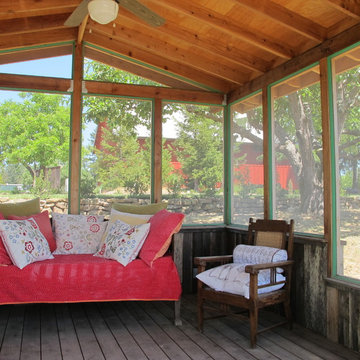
[0,55,72,102]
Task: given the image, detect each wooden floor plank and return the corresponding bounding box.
[127,302,191,360]
[96,302,146,360]
[70,303,106,360]
[112,302,169,360]
[0,306,10,356]
[141,301,215,360]
[40,304,62,360]
[84,303,127,360]
[55,304,83,360]
[21,304,41,360]
[0,305,25,360]
[0,297,359,360]
[152,301,237,360]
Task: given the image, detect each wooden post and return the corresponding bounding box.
[153,98,162,203]
[262,87,271,219]
[320,58,333,277]
[69,43,83,214]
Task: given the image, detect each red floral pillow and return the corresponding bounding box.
[139,209,184,266]
[0,212,12,265]
[8,210,56,252]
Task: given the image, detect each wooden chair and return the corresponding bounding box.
[194,218,295,347]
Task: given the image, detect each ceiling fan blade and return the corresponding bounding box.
[64,0,92,27]
[117,0,165,27]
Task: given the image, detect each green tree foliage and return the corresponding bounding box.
[166,104,224,195]
[0,93,70,192]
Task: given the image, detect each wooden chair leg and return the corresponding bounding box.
[284,300,292,329]
[174,300,182,326]
[197,294,204,332]
[249,306,258,348]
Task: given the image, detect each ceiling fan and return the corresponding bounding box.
[64,0,165,27]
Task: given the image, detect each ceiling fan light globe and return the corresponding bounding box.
[88,0,119,24]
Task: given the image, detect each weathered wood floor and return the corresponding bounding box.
[0,295,358,360]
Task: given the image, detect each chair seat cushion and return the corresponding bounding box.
[196,263,285,299]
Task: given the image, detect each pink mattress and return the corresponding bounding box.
[0,254,182,304]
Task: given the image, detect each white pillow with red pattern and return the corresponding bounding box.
[0,218,53,269]
[52,214,107,254]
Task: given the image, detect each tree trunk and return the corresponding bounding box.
[286,92,323,214]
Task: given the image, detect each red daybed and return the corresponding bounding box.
[0,232,184,325]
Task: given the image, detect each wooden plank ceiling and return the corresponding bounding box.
[0,0,359,96]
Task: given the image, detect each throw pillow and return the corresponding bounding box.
[0,218,54,269]
[95,219,150,267]
[139,209,184,266]
[111,202,167,215]
[233,244,287,265]
[0,212,12,265]
[196,263,286,299]
[8,211,56,252]
[110,208,152,225]
[0,198,41,218]
[53,215,107,254]
[51,212,105,231]
[98,209,151,250]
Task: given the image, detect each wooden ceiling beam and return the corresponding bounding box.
[0,73,70,92]
[228,22,360,103]
[89,22,247,85]
[150,0,294,59]
[0,71,223,104]
[77,15,89,44]
[84,46,208,91]
[233,0,326,41]
[84,32,231,93]
[0,14,69,36]
[116,10,270,74]
[0,1,77,20]
[325,0,360,19]
[0,28,77,51]
[84,81,224,104]
[0,45,73,65]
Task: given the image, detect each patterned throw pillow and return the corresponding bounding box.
[53,214,107,254]
[0,218,53,269]
[51,213,105,231]
[95,219,150,266]
[233,244,287,264]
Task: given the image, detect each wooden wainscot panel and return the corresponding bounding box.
[327,286,339,342]
[303,242,327,335]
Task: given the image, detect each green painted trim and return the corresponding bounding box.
[328,40,360,61]
[267,86,273,219]
[84,42,220,93]
[82,92,153,101]
[151,99,155,203]
[269,61,320,88]
[327,56,338,277]
[0,87,68,95]
[228,90,262,225]
[0,41,74,55]
[223,104,231,225]
[162,99,224,107]
[227,90,261,107]
[182,222,225,227]
[332,274,360,286]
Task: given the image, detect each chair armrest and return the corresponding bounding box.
[194,255,233,267]
[245,260,294,274]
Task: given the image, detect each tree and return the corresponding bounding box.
[171,104,224,195]
[0,93,70,191]
[82,60,163,196]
